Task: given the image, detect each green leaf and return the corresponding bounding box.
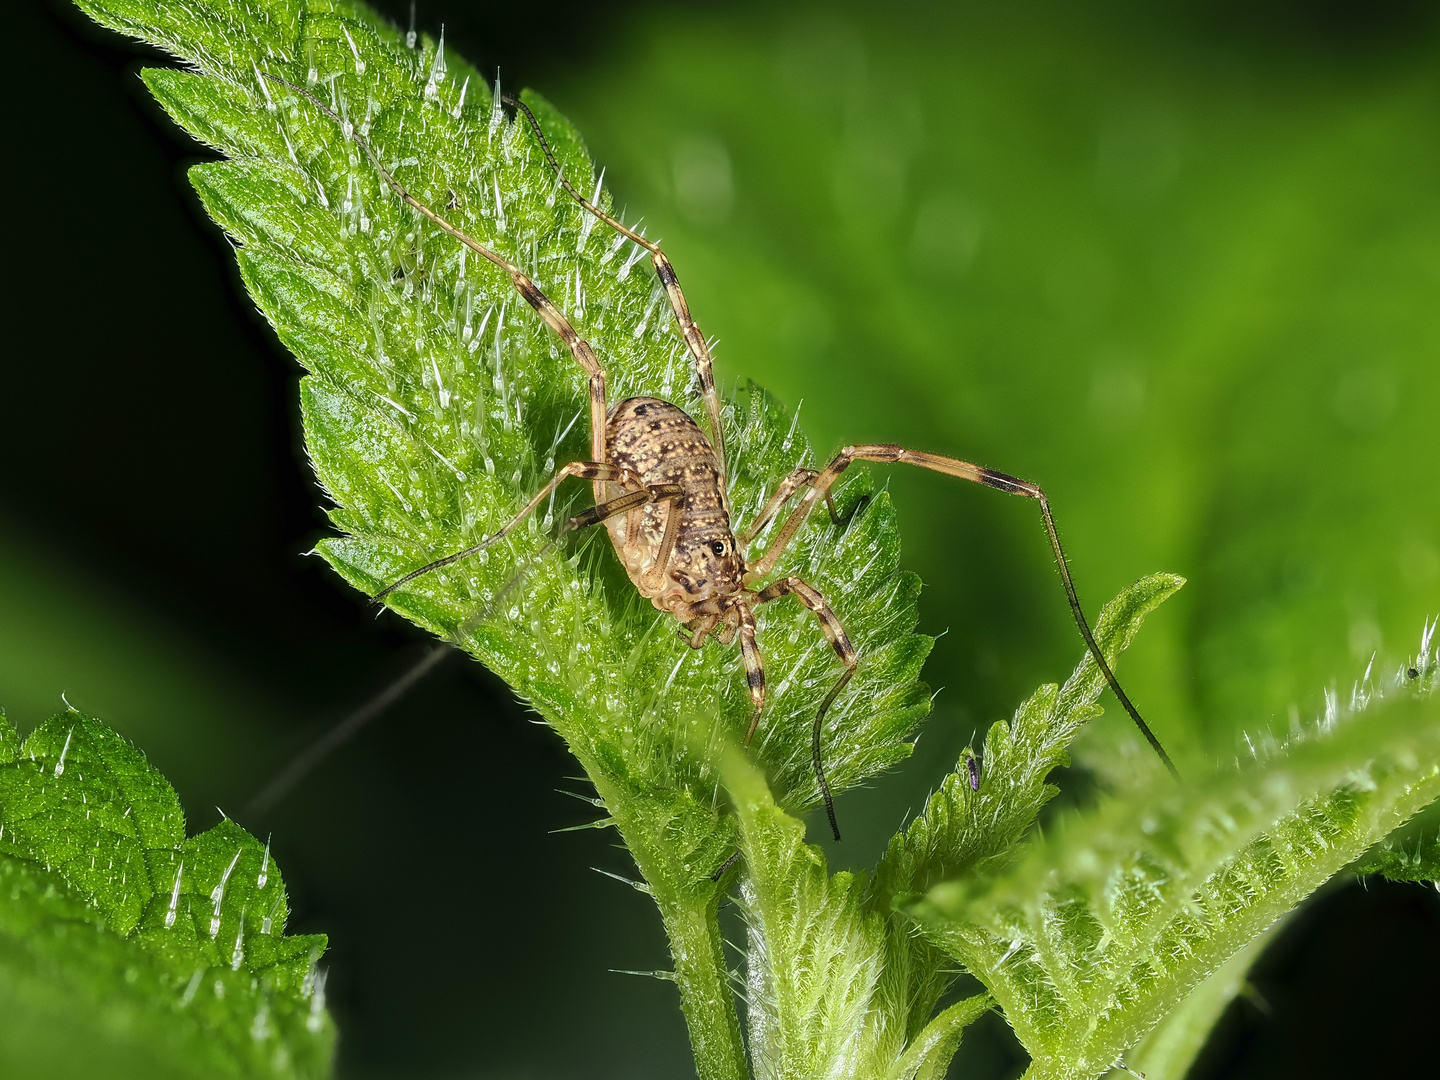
[68,2,936,1073]
[887,993,994,1080]
[872,573,1185,908]
[858,575,1182,1071]
[86,0,932,818]
[1354,827,1440,884]
[0,710,331,1078]
[715,741,994,1080]
[909,631,1440,1080]
[1123,919,1283,1080]
[0,710,184,935]
[713,574,1181,1080]
[717,743,888,1078]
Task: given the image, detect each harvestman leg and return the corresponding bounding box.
[752,576,857,841]
[251,468,684,817]
[262,73,611,481]
[506,96,731,509]
[375,461,684,598]
[740,467,848,545]
[261,75,678,589]
[747,444,1180,779]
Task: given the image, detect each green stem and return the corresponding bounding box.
[584,765,748,1080]
[653,892,749,1080]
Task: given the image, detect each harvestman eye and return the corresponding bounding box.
[261,72,1178,847]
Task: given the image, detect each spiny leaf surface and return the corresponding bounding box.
[714,577,1181,1079]
[910,630,1440,1080]
[68,3,933,1076]
[83,0,930,847]
[0,710,330,1079]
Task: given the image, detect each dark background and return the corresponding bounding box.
[5,0,1440,1076]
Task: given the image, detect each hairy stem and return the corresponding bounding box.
[594,772,748,1080]
[654,895,749,1080]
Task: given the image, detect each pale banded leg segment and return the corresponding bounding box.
[567,481,689,595]
[737,603,765,746]
[263,73,612,469]
[378,460,639,599]
[740,467,848,547]
[506,95,730,503]
[748,444,1179,780]
[679,614,721,649]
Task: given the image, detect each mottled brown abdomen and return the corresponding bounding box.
[603,397,736,607]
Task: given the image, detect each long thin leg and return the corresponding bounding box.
[561,482,682,533]
[639,482,686,595]
[263,73,611,470]
[242,642,455,818]
[377,460,641,598]
[754,576,858,674]
[740,467,847,546]
[755,576,858,841]
[505,95,730,506]
[247,484,690,816]
[748,444,1179,779]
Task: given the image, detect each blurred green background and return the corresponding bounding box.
[6,0,1440,1076]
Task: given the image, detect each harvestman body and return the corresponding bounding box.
[266,75,1176,840]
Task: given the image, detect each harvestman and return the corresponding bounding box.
[264,74,1176,840]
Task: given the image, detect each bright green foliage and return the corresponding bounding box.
[872,574,1184,905]
[84,0,931,816]
[720,743,889,1078]
[910,629,1440,1080]
[859,575,1183,1073]
[61,2,1440,1079]
[70,1,927,1075]
[709,576,1177,1079]
[1124,923,1281,1080]
[0,710,331,1079]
